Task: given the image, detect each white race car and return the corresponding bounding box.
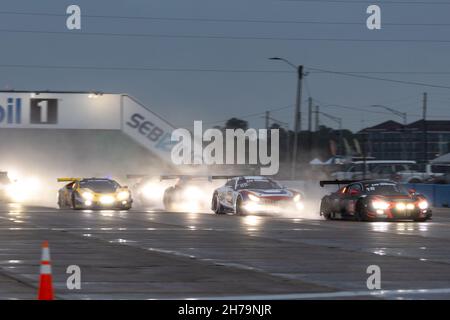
[211,176,304,215]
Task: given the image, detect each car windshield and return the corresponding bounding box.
[237,179,281,190]
[431,165,450,174]
[80,180,119,193]
[363,182,408,196]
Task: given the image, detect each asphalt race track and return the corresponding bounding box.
[1,203,450,300]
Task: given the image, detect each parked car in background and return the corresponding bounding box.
[365,163,429,183]
[424,164,450,183]
[331,160,417,181]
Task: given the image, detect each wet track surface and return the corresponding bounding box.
[1,203,450,299]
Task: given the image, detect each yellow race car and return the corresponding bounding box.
[57,177,132,210]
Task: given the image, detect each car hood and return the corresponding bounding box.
[373,194,415,202]
[246,189,293,197]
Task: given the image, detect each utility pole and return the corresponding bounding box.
[268,57,304,179]
[423,92,428,163]
[265,110,270,129]
[315,105,319,132]
[308,97,313,153]
[291,65,304,179]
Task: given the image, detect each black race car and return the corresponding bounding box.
[319,180,432,221]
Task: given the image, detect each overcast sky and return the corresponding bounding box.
[1,0,450,132]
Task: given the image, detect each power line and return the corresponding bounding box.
[2,63,450,90]
[280,0,450,4]
[307,67,450,89]
[0,64,293,74]
[314,98,450,118]
[3,63,450,76]
[311,71,450,75]
[201,104,295,126]
[2,29,450,44]
[1,11,450,27]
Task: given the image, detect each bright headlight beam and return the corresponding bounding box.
[82,191,94,201]
[396,203,406,210]
[248,194,260,202]
[418,201,429,210]
[372,200,389,210]
[117,191,130,201]
[100,195,115,205]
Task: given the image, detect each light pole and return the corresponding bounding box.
[371,104,408,160]
[269,57,304,179]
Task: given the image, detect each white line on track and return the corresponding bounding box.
[188,287,450,300]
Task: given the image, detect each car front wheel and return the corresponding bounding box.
[212,194,225,215]
[235,197,247,216]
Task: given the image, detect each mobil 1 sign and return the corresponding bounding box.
[1,92,120,130]
[30,98,58,124]
[0,94,59,127]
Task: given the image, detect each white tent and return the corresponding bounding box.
[309,158,324,165]
[431,153,450,163]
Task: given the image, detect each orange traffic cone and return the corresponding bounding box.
[38,241,54,300]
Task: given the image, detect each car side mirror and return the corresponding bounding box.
[350,189,360,196]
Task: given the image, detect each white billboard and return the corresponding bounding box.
[0,92,121,130]
[0,91,179,163]
[121,95,176,162]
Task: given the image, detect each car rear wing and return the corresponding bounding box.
[57,177,81,182]
[319,180,360,187]
[210,175,239,180]
[160,175,214,181]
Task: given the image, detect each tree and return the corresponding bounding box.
[225,118,248,130]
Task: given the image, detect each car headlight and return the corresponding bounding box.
[418,201,429,210]
[293,194,301,202]
[396,203,406,210]
[117,191,130,201]
[248,194,260,202]
[100,195,115,205]
[372,200,389,210]
[81,191,94,201]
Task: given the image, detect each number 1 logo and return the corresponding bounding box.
[30,98,58,124]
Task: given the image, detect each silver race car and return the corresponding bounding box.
[211,176,304,215]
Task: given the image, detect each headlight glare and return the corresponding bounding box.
[372,200,389,210]
[248,194,260,202]
[418,201,429,210]
[82,191,94,201]
[117,191,130,201]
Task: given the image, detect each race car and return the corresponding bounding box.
[162,175,215,212]
[0,171,40,203]
[319,179,432,221]
[211,176,304,215]
[57,177,132,210]
[127,174,174,207]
